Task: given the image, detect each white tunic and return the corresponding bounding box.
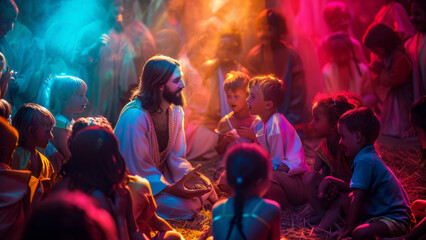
[115,100,210,219]
[253,113,309,176]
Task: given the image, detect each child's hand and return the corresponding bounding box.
[318,179,339,207]
[141,193,157,221]
[237,126,256,142]
[222,132,237,143]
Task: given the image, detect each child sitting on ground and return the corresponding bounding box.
[316,107,413,239]
[212,143,281,240]
[247,75,309,209]
[303,92,360,224]
[215,71,259,174]
[11,103,55,182]
[46,75,88,172]
[0,117,32,240]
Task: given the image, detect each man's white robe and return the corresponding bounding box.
[115,100,214,219]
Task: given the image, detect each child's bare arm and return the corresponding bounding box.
[319,176,350,194]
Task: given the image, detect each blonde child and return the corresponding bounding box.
[46,75,88,172]
[303,92,360,224]
[212,143,281,240]
[318,108,413,239]
[247,75,309,209]
[215,71,259,156]
[0,117,32,240]
[11,103,55,181]
[186,28,248,161]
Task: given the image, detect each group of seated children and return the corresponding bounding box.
[1,71,425,240]
[210,74,425,240]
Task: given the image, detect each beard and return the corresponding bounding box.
[163,85,185,106]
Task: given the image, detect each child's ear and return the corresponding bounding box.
[28,125,35,138]
[355,131,363,144]
[265,100,274,110]
[159,85,165,91]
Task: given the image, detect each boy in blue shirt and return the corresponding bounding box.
[317,107,413,239]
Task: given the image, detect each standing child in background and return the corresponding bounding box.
[364,23,413,138]
[46,75,88,172]
[303,92,360,224]
[321,32,374,107]
[247,75,309,209]
[246,8,306,124]
[405,0,426,101]
[11,103,55,182]
[186,28,248,161]
[212,143,281,240]
[319,108,413,239]
[0,117,31,240]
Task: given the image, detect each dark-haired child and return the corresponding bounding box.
[11,103,55,181]
[245,8,306,124]
[320,108,413,239]
[57,117,183,240]
[405,0,426,101]
[303,92,360,223]
[60,126,146,240]
[0,117,31,240]
[247,75,309,209]
[212,143,281,240]
[364,23,413,138]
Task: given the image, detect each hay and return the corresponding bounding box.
[171,136,426,239]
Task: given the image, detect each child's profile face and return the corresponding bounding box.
[64,84,88,114]
[225,88,248,114]
[338,122,361,158]
[34,124,54,149]
[0,14,15,39]
[311,105,333,138]
[247,86,266,116]
[413,124,426,149]
[217,36,239,63]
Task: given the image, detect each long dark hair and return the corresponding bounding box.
[131,55,180,113]
[64,126,126,195]
[224,143,272,240]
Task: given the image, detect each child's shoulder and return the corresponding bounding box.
[212,198,229,215]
